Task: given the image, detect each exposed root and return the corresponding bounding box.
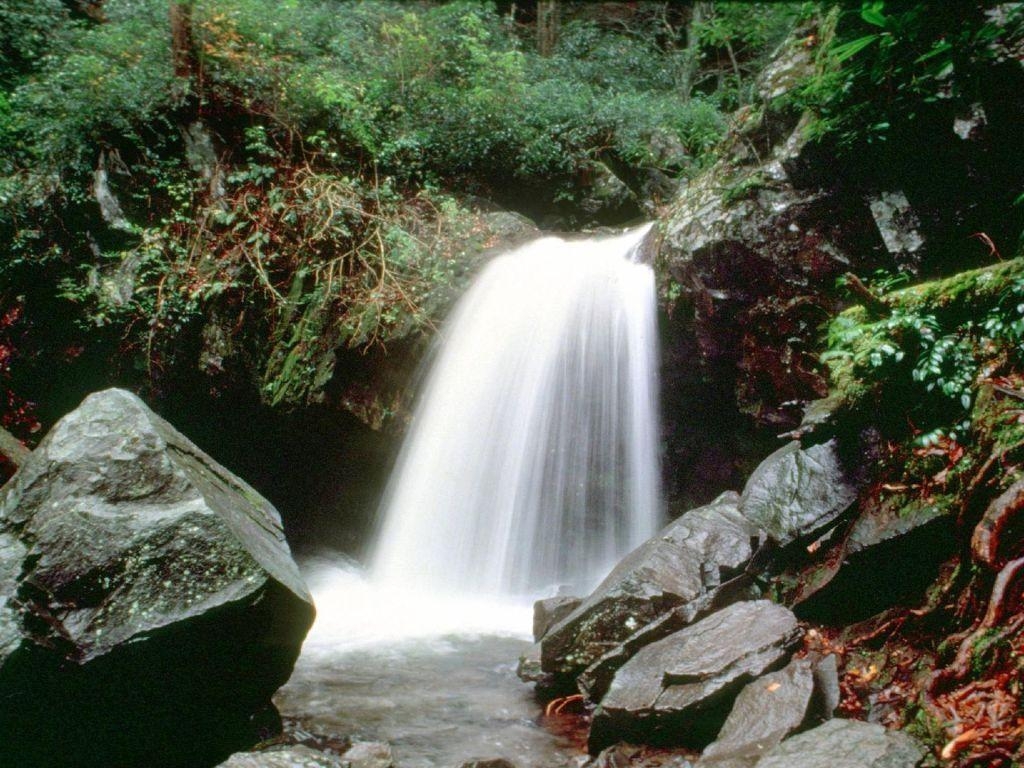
[972,479,1024,569]
[545,694,584,717]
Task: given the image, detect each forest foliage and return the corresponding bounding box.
[0,0,1021,427]
[0,0,803,419]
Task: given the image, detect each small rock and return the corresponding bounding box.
[457,759,518,768]
[953,102,987,141]
[534,595,582,642]
[740,440,857,547]
[867,191,925,269]
[754,719,924,768]
[588,601,802,754]
[697,658,814,768]
[218,745,347,767]
[809,654,840,722]
[343,741,394,768]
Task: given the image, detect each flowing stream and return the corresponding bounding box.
[278,225,663,766]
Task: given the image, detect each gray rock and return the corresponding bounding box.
[578,605,694,703]
[740,440,857,546]
[343,741,394,768]
[754,719,924,768]
[867,191,925,270]
[218,746,347,768]
[481,211,539,244]
[579,161,640,221]
[516,651,545,684]
[810,654,841,721]
[697,658,815,768]
[0,389,315,768]
[534,595,582,642]
[591,743,694,768]
[589,601,802,754]
[953,102,987,141]
[542,493,762,681]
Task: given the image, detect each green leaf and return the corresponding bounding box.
[914,40,953,64]
[860,2,887,28]
[832,34,880,62]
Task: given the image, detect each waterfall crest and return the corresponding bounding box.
[371,224,661,597]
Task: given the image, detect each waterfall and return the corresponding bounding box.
[371,224,662,597]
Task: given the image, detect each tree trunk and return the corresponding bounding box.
[537,0,559,57]
[169,1,198,103]
[680,2,713,100]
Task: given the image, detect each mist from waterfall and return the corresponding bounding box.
[370,224,662,598]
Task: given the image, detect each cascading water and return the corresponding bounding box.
[371,224,662,597]
[287,225,663,767]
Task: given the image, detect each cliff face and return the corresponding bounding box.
[656,10,1024,512]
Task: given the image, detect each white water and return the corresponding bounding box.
[369,224,662,600]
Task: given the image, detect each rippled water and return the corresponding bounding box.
[275,560,580,768]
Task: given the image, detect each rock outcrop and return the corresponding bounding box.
[0,389,315,768]
[588,601,802,753]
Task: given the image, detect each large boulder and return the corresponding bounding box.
[588,601,802,754]
[754,719,923,768]
[541,492,762,681]
[0,389,315,768]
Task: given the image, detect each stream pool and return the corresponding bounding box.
[274,558,582,768]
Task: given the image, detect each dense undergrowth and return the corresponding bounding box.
[0,0,805,429]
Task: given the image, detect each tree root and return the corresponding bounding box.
[972,478,1024,569]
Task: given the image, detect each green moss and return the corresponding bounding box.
[823,257,1024,421]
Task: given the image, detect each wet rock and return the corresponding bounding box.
[343,741,394,768]
[534,595,582,642]
[809,653,840,721]
[0,388,315,768]
[578,161,641,223]
[588,601,802,754]
[697,658,815,768]
[867,191,925,271]
[740,440,857,547]
[457,760,518,768]
[218,746,347,768]
[659,138,875,437]
[591,743,694,768]
[578,605,694,704]
[755,719,924,768]
[541,493,762,681]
